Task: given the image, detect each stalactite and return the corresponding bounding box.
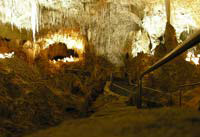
[0,0,39,41]
[31,0,39,42]
[0,0,199,65]
[165,0,171,23]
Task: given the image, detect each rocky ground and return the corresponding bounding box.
[0,55,111,137]
[23,94,200,137]
[1,48,200,137]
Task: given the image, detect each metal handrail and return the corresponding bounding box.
[179,81,200,88]
[176,81,200,107]
[111,77,200,107]
[112,82,170,105]
[137,30,200,108]
[112,83,137,93]
[112,82,170,98]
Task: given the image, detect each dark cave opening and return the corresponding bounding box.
[66,49,79,58]
[48,42,80,61]
[52,55,67,61]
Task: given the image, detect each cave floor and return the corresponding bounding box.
[23,95,200,137]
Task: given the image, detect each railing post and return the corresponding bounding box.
[110,72,113,82]
[137,77,143,109]
[179,89,182,107]
[136,30,200,109]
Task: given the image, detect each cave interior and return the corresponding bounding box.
[1,0,200,137]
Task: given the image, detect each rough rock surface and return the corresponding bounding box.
[0,55,110,137]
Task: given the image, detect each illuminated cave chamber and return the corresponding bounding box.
[135,1,200,65]
[1,1,200,137]
[1,0,200,65]
[38,31,85,64]
[48,42,79,62]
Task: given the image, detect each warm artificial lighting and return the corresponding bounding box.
[0,0,79,41]
[0,0,39,41]
[38,30,85,63]
[185,51,200,65]
[132,30,150,57]
[50,56,79,64]
[62,56,79,62]
[0,52,14,59]
[41,33,84,53]
[142,3,198,52]
[39,31,84,53]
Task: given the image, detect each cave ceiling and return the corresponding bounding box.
[0,0,200,64]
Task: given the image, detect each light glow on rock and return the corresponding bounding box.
[39,32,84,55]
[185,51,200,65]
[0,0,39,41]
[132,30,150,57]
[0,52,14,59]
[142,3,198,51]
[50,55,79,64]
[31,0,39,41]
[38,30,85,63]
